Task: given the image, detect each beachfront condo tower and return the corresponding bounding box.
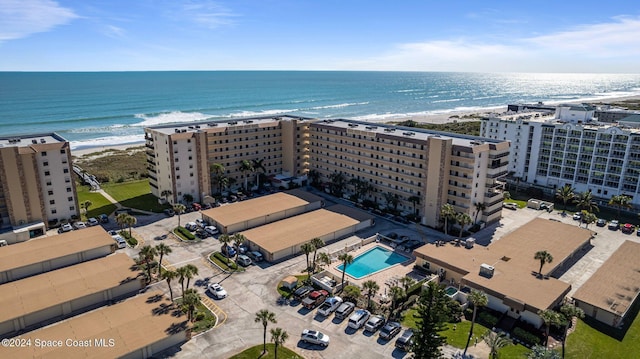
[0,133,78,244]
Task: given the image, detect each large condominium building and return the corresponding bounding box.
[310,119,510,227]
[481,105,640,206]
[144,116,310,204]
[0,134,78,243]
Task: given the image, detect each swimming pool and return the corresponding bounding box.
[337,246,409,279]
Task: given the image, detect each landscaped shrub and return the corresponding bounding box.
[119,230,138,246]
[513,327,542,346]
[478,311,499,327]
[175,226,195,240]
[213,252,238,270]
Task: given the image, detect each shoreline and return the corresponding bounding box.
[70,95,640,157]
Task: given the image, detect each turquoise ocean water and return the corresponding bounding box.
[1,71,640,149]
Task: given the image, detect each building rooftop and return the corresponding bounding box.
[1,291,190,359]
[572,240,640,318]
[146,115,313,135]
[242,206,362,254]
[0,254,140,323]
[0,133,67,148]
[312,118,507,147]
[201,190,321,228]
[414,218,594,312]
[0,226,115,274]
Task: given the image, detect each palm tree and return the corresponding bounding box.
[389,286,405,315]
[362,280,380,310]
[503,191,511,201]
[115,212,129,233]
[455,212,472,245]
[184,264,199,290]
[255,309,277,354]
[139,245,158,283]
[555,185,575,213]
[534,250,554,277]
[342,285,361,303]
[160,189,173,204]
[384,192,400,212]
[252,158,266,189]
[176,266,189,298]
[399,276,415,298]
[559,303,584,358]
[173,203,186,227]
[464,290,489,355]
[182,193,194,205]
[581,211,597,229]
[316,252,331,271]
[538,309,562,347]
[232,233,246,263]
[473,201,487,224]
[82,200,92,216]
[162,269,178,302]
[156,243,172,275]
[609,194,632,218]
[308,169,321,188]
[239,159,254,190]
[310,237,324,271]
[124,214,137,237]
[409,195,421,215]
[182,288,201,322]
[440,203,456,236]
[573,191,599,213]
[328,172,347,197]
[338,253,354,291]
[219,234,232,256]
[484,331,512,359]
[210,163,226,194]
[270,327,288,359]
[300,242,315,273]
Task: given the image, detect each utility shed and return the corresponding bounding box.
[1,291,191,359]
[201,189,323,233]
[0,254,143,337]
[0,226,116,284]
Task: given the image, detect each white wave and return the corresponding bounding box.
[308,102,369,110]
[70,134,145,150]
[134,111,214,127]
[432,98,464,103]
[228,109,295,118]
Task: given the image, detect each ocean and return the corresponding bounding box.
[1,71,640,150]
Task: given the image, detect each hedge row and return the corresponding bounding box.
[213,252,238,270]
[175,226,195,240]
[513,327,542,346]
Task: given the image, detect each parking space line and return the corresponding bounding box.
[199,295,227,328]
[168,257,201,267]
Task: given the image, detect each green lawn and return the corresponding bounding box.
[75,185,117,219]
[228,344,303,359]
[101,179,168,212]
[401,308,530,358]
[566,311,640,359]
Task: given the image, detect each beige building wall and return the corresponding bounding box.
[425,137,451,227]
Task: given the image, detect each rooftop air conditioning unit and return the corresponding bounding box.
[479,263,495,278]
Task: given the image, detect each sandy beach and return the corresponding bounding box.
[70,95,640,158]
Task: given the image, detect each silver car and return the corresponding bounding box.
[301,329,330,347]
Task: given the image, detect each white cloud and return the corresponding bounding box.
[346,16,640,73]
[0,0,78,41]
[179,0,236,29]
[103,24,125,39]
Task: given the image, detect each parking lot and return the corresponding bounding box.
[97,194,640,359]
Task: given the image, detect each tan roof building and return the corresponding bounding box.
[201,190,322,233]
[0,226,116,284]
[0,253,143,337]
[572,240,640,327]
[1,291,191,358]
[414,218,594,328]
[242,205,372,262]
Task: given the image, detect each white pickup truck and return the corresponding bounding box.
[316,296,343,317]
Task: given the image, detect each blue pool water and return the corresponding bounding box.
[337,246,409,279]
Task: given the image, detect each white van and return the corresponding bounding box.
[348,309,371,329]
[185,222,198,231]
[237,254,252,267]
[112,235,127,249]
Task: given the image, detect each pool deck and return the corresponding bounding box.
[323,240,426,301]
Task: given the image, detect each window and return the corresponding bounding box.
[44,171,50,176]
[67,187,72,192]
[49,200,55,205]
[41,151,47,156]
[68,197,73,201]
[43,161,49,166]
[70,206,75,211]
[63,168,69,173]
[51,209,57,214]
[48,190,54,195]
[60,149,66,154]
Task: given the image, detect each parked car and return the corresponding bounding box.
[300,329,330,347]
[247,251,264,262]
[503,202,518,210]
[609,220,620,230]
[204,226,219,236]
[195,218,206,227]
[293,286,314,301]
[98,213,109,223]
[237,243,248,254]
[192,203,202,211]
[302,290,329,309]
[364,315,386,333]
[58,223,73,233]
[596,218,607,227]
[395,329,414,351]
[334,301,356,320]
[236,254,252,267]
[112,234,127,249]
[185,222,198,231]
[379,321,402,340]
[87,217,99,226]
[622,223,634,234]
[222,245,236,258]
[195,230,209,239]
[348,309,371,329]
[163,209,175,216]
[317,296,343,317]
[207,283,227,299]
[73,221,87,230]
[573,212,582,220]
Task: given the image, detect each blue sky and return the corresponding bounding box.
[1,0,639,72]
